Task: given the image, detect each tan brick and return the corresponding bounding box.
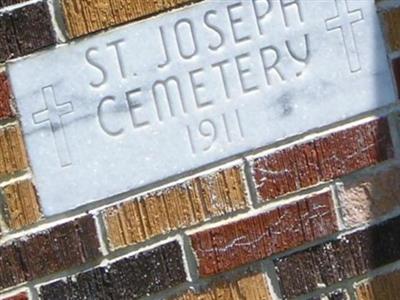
[337,165,400,228]
[103,165,248,250]
[0,125,28,177]
[171,273,272,300]
[2,179,42,230]
[382,7,400,51]
[355,270,400,300]
[61,0,199,39]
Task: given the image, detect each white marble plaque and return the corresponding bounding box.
[8,0,396,216]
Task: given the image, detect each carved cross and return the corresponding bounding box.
[33,86,74,167]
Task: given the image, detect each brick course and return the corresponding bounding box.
[251,118,393,201]
[0,0,397,299]
[38,241,186,300]
[0,2,56,62]
[103,165,248,250]
[0,72,13,120]
[336,165,400,228]
[1,179,42,230]
[191,192,337,277]
[0,124,28,177]
[61,0,199,38]
[0,216,100,291]
[275,215,400,299]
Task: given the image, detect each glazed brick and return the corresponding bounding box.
[0,0,28,8]
[61,0,199,39]
[171,273,272,300]
[39,241,186,300]
[0,215,100,291]
[0,72,14,120]
[0,124,29,177]
[191,191,337,277]
[2,179,42,230]
[382,7,400,51]
[336,165,400,228]
[103,165,248,250]
[251,118,393,201]
[0,2,56,62]
[355,270,400,300]
[275,215,400,299]
[393,57,400,98]
[2,292,28,300]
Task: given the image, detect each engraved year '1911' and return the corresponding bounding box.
[186,109,244,154]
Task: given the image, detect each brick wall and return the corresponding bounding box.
[0,0,399,300]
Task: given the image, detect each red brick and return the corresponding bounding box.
[0,2,56,62]
[0,215,100,291]
[0,72,14,120]
[251,118,393,201]
[275,215,400,299]
[190,192,337,277]
[2,292,29,300]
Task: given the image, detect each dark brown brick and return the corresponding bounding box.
[275,215,400,299]
[0,215,100,291]
[0,2,56,62]
[0,0,28,8]
[39,241,187,300]
[252,118,393,201]
[3,292,29,300]
[0,72,13,120]
[393,57,400,98]
[190,192,337,277]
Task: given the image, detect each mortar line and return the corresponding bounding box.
[4,103,394,236]
[0,0,42,13]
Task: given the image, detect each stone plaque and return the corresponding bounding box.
[8,0,395,215]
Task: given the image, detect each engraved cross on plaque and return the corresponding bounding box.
[325,0,363,73]
[33,86,74,167]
